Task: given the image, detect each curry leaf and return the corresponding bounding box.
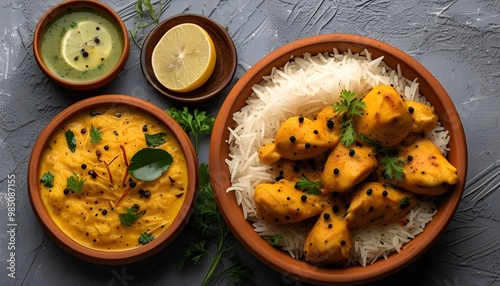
[65,129,76,153]
[129,148,173,181]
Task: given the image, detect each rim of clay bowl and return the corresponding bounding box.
[33,1,130,91]
[140,13,237,103]
[209,33,467,285]
[28,95,198,265]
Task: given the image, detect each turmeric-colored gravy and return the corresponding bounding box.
[39,106,188,251]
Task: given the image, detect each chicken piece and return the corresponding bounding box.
[353,85,413,147]
[270,156,325,183]
[254,179,328,225]
[320,143,378,194]
[258,116,336,165]
[380,137,458,196]
[304,199,352,266]
[406,100,438,133]
[345,181,416,228]
[314,105,341,144]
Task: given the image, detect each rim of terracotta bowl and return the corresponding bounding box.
[140,13,237,103]
[209,33,467,285]
[33,0,130,91]
[28,95,198,265]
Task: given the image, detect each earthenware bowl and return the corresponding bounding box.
[33,0,130,91]
[28,95,198,265]
[140,13,237,103]
[209,33,467,285]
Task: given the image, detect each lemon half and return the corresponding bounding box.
[151,23,216,92]
[61,21,113,71]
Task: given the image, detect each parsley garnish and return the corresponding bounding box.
[294,175,322,195]
[67,172,85,193]
[119,204,145,226]
[90,124,102,144]
[333,90,366,146]
[267,234,283,246]
[145,132,166,147]
[165,107,215,155]
[138,232,155,245]
[178,164,252,286]
[40,171,55,188]
[359,134,405,181]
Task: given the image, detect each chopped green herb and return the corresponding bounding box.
[138,232,155,245]
[119,204,145,226]
[333,90,366,146]
[267,234,283,246]
[89,110,103,117]
[295,175,322,195]
[165,107,215,155]
[40,171,55,188]
[399,196,411,209]
[145,132,166,147]
[381,156,405,181]
[67,172,85,193]
[65,129,77,153]
[130,0,168,49]
[90,124,102,144]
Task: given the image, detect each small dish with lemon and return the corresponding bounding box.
[141,14,237,102]
[33,0,130,91]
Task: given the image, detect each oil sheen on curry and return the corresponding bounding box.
[38,106,188,251]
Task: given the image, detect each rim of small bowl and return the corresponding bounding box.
[140,13,237,103]
[209,33,467,285]
[33,0,130,91]
[27,95,198,265]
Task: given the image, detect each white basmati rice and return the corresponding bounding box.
[226,49,449,266]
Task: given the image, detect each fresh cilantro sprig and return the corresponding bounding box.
[67,172,85,193]
[40,171,55,188]
[165,107,215,155]
[333,90,366,146]
[90,124,102,144]
[138,232,155,245]
[178,165,252,286]
[119,204,145,226]
[130,0,169,49]
[294,175,322,195]
[145,132,166,147]
[359,134,405,181]
[267,234,283,246]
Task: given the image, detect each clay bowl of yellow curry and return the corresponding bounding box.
[209,34,467,285]
[28,95,198,265]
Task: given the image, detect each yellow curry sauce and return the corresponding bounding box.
[39,106,188,251]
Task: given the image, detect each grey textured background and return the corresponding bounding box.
[1,0,499,285]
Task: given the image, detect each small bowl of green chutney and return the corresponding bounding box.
[33,0,130,91]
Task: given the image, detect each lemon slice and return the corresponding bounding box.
[151,23,216,92]
[61,21,113,71]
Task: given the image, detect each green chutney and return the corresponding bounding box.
[41,8,124,82]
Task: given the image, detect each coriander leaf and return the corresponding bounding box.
[129,148,173,181]
[165,107,215,156]
[67,172,85,193]
[333,90,366,146]
[381,156,405,181]
[267,234,283,246]
[138,232,155,245]
[90,124,102,144]
[40,171,55,188]
[65,129,76,153]
[178,240,209,268]
[294,175,322,195]
[145,132,166,147]
[119,204,145,226]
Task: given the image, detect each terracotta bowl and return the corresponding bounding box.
[28,95,198,265]
[209,34,467,285]
[33,1,130,91]
[140,13,237,103]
